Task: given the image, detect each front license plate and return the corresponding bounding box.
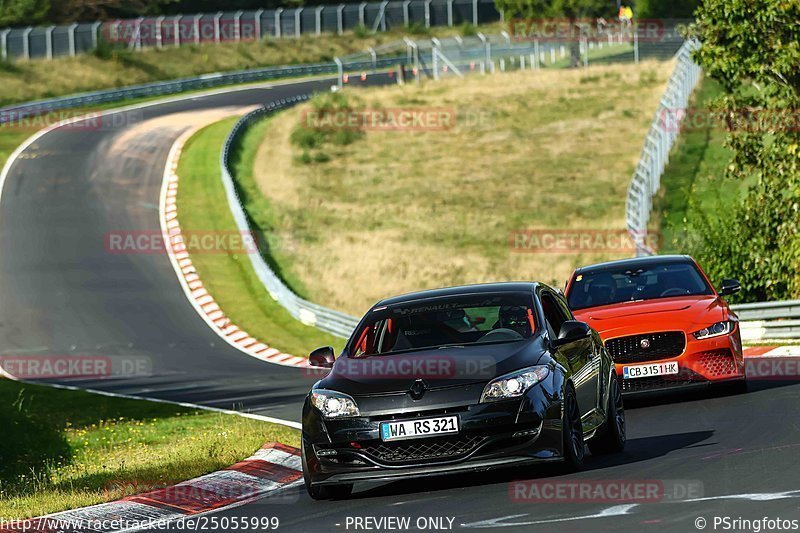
[623,361,679,380]
[380,415,459,442]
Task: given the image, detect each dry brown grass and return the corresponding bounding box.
[251,61,674,315]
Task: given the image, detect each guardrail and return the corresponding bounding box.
[0,58,404,126]
[625,38,701,256]
[734,300,800,341]
[221,98,361,339]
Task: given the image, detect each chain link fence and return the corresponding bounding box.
[0,0,500,62]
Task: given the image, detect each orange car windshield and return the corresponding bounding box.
[567,262,713,310]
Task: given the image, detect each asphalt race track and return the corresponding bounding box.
[2,76,800,532]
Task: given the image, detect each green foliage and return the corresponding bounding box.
[352,23,370,39]
[459,22,478,36]
[0,0,49,26]
[635,0,700,19]
[290,91,365,165]
[684,0,800,302]
[405,21,430,36]
[495,0,611,21]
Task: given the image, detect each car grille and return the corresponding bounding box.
[360,434,486,464]
[605,331,686,364]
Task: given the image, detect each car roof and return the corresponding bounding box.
[572,254,695,275]
[374,282,541,308]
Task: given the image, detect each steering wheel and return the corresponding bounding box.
[659,287,690,297]
[478,328,523,342]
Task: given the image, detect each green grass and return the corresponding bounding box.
[0,378,298,519]
[177,119,345,357]
[655,77,753,251]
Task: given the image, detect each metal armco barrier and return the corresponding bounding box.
[0,58,401,126]
[0,0,500,61]
[733,300,800,341]
[625,38,701,256]
[221,98,360,339]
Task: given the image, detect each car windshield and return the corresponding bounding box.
[350,293,536,357]
[567,262,713,310]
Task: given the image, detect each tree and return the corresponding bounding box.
[0,0,49,27]
[686,0,800,301]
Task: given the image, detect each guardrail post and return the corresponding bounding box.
[337,5,345,35]
[22,27,32,60]
[275,8,283,38]
[477,32,490,74]
[92,21,102,50]
[193,14,201,44]
[155,16,165,48]
[234,10,244,41]
[315,6,324,35]
[404,37,420,84]
[45,25,55,59]
[472,0,478,25]
[255,9,264,40]
[173,15,182,47]
[214,12,223,43]
[359,2,367,26]
[2,29,10,60]
[294,8,303,38]
[368,46,377,71]
[424,0,432,28]
[67,23,78,56]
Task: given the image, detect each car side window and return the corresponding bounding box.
[540,292,568,340]
[553,292,575,322]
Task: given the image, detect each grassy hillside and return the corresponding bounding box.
[0,24,498,107]
[247,61,675,315]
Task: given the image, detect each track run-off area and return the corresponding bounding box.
[2,75,800,532]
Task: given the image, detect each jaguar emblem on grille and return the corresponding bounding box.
[640,338,651,349]
[409,379,427,400]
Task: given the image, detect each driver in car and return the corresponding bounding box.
[496,306,533,337]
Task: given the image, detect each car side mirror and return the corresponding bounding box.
[553,320,591,347]
[719,278,741,297]
[309,346,335,368]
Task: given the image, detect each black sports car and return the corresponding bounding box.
[301,282,625,500]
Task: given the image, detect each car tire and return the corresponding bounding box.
[588,375,626,455]
[562,383,585,471]
[302,440,353,500]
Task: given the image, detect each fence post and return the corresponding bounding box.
[377,0,389,31]
[359,2,367,26]
[254,9,264,40]
[135,17,143,50]
[67,23,78,56]
[424,0,432,28]
[193,14,201,44]
[155,15,165,48]
[294,8,303,38]
[173,15,182,47]
[214,12,222,43]
[92,21,102,50]
[337,5,345,34]
[403,0,411,26]
[22,27,32,60]
[45,25,55,59]
[234,10,243,41]
[533,37,539,68]
[315,6,324,35]
[335,56,344,88]
[275,8,283,38]
[633,25,639,64]
[472,0,478,25]
[447,0,454,26]
[0,29,8,61]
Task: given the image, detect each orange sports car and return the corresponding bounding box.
[564,255,745,395]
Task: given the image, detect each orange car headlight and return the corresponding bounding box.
[692,321,734,340]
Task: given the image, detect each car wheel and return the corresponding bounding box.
[562,383,585,471]
[302,440,354,500]
[588,375,626,455]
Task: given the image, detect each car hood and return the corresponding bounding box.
[317,339,546,397]
[572,295,729,339]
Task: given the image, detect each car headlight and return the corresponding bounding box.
[480,366,550,403]
[311,389,360,418]
[692,320,734,340]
